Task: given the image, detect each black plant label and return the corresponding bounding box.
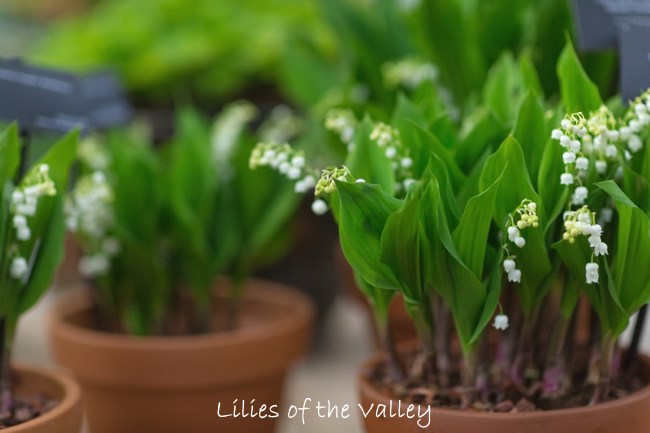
[0,58,132,133]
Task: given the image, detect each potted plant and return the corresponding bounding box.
[0,124,81,432]
[265,42,650,432]
[49,103,314,433]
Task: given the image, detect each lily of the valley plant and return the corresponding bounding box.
[252,42,650,410]
[66,103,301,335]
[0,125,76,413]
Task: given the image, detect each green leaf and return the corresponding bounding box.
[479,136,542,221]
[344,117,395,193]
[596,181,650,314]
[538,109,570,233]
[456,108,506,174]
[0,124,21,187]
[337,181,401,289]
[519,50,543,98]
[17,130,78,315]
[417,174,489,351]
[452,170,504,278]
[380,184,426,301]
[483,52,523,124]
[557,40,603,114]
[479,136,552,312]
[512,91,548,180]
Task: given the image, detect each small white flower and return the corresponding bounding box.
[503,259,516,273]
[563,152,576,164]
[311,199,328,215]
[569,140,581,153]
[605,144,618,158]
[572,186,589,205]
[599,208,613,224]
[400,157,413,168]
[10,257,28,280]
[16,226,31,241]
[287,166,301,180]
[629,135,643,153]
[576,157,589,170]
[585,262,599,284]
[551,129,563,140]
[11,191,23,205]
[560,135,571,147]
[302,175,316,189]
[514,237,526,248]
[589,224,603,236]
[355,178,366,183]
[291,155,305,168]
[403,178,416,190]
[560,173,574,185]
[595,160,607,174]
[507,269,522,283]
[38,164,50,174]
[607,129,620,141]
[13,215,27,228]
[385,147,397,159]
[507,226,520,242]
[594,242,608,256]
[294,180,309,193]
[630,119,641,133]
[561,119,571,129]
[279,161,290,174]
[493,314,509,330]
[588,234,601,248]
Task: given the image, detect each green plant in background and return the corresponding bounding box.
[0,124,76,413]
[281,0,617,117]
[255,41,650,409]
[29,0,334,106]
[66,103,301,335]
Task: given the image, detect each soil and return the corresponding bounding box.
[0,394,59,429]
[368,350,647,413]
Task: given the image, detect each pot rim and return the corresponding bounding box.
[7,364,81,432]
[358,352,650,420]
[50,278,314,351]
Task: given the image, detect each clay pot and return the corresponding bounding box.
[7,365,82,433]
[50,279,314,433]
[358,354,650,433]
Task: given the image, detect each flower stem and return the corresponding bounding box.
[373,310,404,382]
[543,314,571,397]
[0,319,13,414]
[431,294,451,387]
[460,345,478,409]
[591,332,616,404]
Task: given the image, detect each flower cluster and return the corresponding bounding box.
[259,105,303,144]
[249,142,317,194]
[325,109,358,147]
[502,200,539,284]
[552,96,650,205]
[312,166,359,215]
[369,122,415,193]
[65,171,118,278]
[382,57,438,90]
[211,101,257,164]
[9,164,57,281]
[562,206,608,284]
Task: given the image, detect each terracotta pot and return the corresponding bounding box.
[50,279,314,433]
[358,354,650,433]
[334,245,416,346]
[6,365,82,433]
